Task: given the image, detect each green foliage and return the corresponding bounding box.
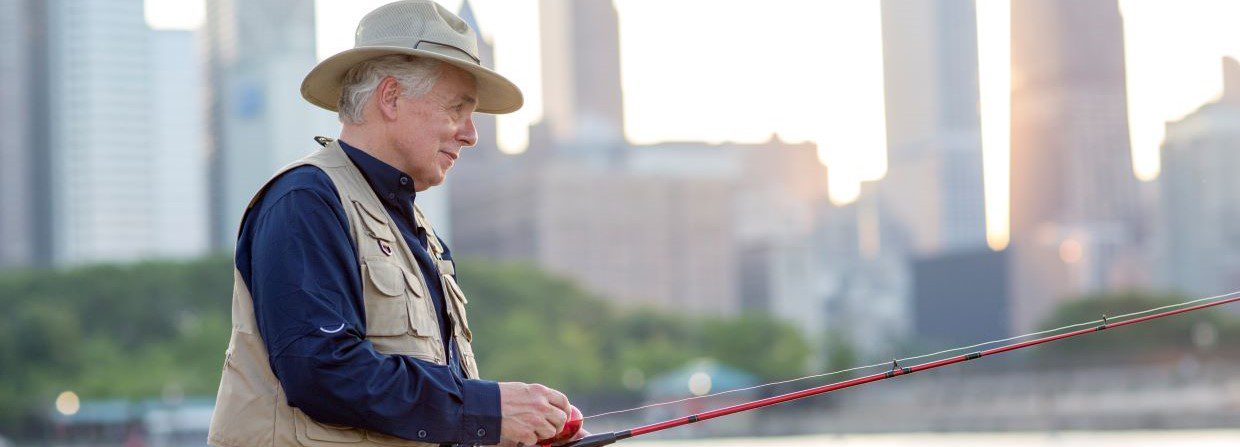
[0,256,234,435]
[454,260,616,391]
[1035,290,1240,365]
[698,314,812,380]
[458,260,813,393]
[821,330,859,378]
[0,255,822,436]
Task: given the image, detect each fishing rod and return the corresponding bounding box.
[537,294,1240,447]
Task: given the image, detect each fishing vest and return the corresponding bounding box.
[208,138,480,447]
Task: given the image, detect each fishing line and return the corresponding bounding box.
[582,289,1240,420]
[557,291,1240,447]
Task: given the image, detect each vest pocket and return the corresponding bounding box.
[292,408,364,445]
[442,274,479,378]
[362,258,412,336]
[441,275,473,342]
[363,257,440,360]
[353,200,397,243]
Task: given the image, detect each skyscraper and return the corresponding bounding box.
[3,0,209,266]
[879,0,987,255]
[46,0,156,263]
[912,249,1010,347]
[1157,58,1240,297]
[0,0,46,267]
[534,0,625,153]
[149,29,210,258]
[1009,0,1141,331]
[205,0,340,250]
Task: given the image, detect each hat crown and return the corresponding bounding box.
[301,0,522,114]
[354,0,480,64]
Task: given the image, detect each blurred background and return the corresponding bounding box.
[1,0,1239,445]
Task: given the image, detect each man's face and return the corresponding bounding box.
[391,65,479,191]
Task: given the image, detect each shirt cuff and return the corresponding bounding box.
[457,379,502,445]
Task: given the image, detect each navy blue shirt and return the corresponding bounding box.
[235,139,501,445]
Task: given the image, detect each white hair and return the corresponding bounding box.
[337,55,443,124]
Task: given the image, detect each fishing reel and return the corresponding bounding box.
[537,405,583,446]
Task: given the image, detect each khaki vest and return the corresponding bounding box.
[208,139,480,447]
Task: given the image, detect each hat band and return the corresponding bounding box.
[361,38,480,64]
[416,40,481,64]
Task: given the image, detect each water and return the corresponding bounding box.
[627,430,1240,446]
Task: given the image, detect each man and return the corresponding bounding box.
[207,2,582,446]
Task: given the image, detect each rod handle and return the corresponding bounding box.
[557,431,621,447]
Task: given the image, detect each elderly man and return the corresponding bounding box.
[207,2,581,446]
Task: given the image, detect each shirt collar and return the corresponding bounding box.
[338,139,417,210]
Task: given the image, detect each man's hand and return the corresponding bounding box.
[497,382,570,447]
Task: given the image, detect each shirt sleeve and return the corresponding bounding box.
[239,170,502,445]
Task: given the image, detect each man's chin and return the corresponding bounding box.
[423,174,447,190]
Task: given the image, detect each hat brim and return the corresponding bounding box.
[301,46,523,115]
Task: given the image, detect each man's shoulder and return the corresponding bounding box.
[250,165,344,219]
[236,165,353,267]
[262,165,338,203]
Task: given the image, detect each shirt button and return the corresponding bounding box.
[399,176,410,186]
[476,428,486,437]
[417,429,427,438]
[386,193,396,200]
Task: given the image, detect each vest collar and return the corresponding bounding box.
[338,139,419,213]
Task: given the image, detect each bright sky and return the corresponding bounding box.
[146,0,1240,251]
[1118,0,1240,181]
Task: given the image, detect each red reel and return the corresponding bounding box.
[537,405,583,446]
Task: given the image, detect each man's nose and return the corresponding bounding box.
[458,115,478,147]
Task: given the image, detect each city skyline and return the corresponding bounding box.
[0,0,1231,363]
[146,0,1240,253]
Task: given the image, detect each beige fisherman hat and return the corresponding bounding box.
[301,0,522,114]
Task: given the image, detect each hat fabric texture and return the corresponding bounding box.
[301,0,523,114]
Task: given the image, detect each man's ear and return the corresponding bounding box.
[376,76,402,121]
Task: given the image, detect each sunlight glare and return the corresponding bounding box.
[976,0,1011,252]
[817,1,889,204]
[144,0,204,30]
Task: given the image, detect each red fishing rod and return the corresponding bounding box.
[539,294,1240,447]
